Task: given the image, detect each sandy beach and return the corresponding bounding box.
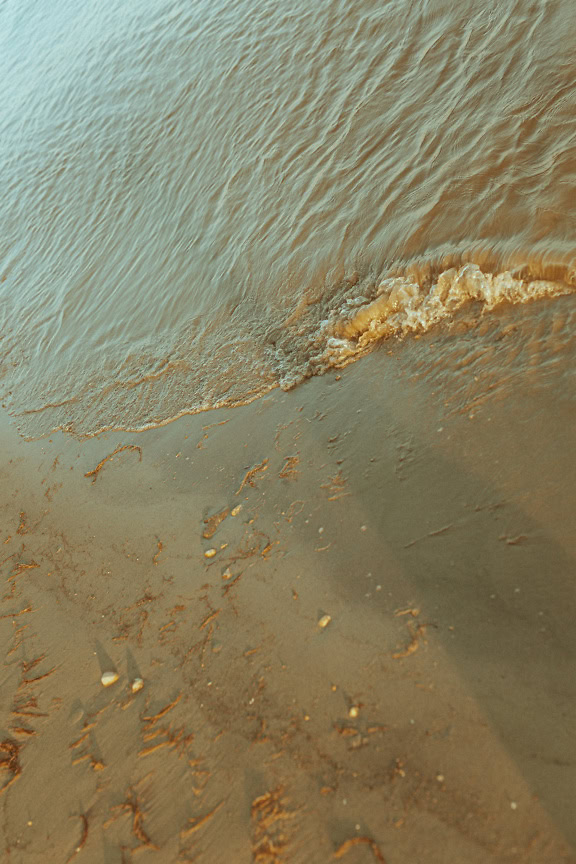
[1,294,574,863]
[2,0,576,859]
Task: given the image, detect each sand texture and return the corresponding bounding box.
[0,307,575,863]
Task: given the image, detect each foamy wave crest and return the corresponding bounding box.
[307,264,573,373]
[3,260,574,438]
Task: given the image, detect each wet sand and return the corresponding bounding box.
[1,304,575,863]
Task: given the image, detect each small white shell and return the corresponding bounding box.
[318,614,332,629]
[131,677,144,693]
[101,671,119,687]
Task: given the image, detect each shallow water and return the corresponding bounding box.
[0,0,574,436]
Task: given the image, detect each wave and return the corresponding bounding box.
[2,260,574,439]
[302,263,574,378]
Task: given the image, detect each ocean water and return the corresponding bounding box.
[0,0,574,437]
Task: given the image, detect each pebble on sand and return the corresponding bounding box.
[101,671,119,687]
[318,614,332,629]
[131,677,144,693]
[204,548,217,559]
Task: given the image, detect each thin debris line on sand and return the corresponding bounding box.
[0,552,17,569]
[236,459,269,495]
[152,540,163,565]
[65,813,89,862]
[274,419,302,452]
[200,608,221,630]
[281,500,304,523]
[392,607,428,659]
[0,605,34,620]
[184,619,219,661]
[217,526,274,571]
[120,793,159,850]
[392,620,427,659]
[180,801,224,839]
[260,532,279,560]
[8,561,39,581]
[138,723,194,759]
[7,625,28,658]
[22,665,57,685]
[70,751,105,772]
[202,420,231,431]
[11,699,49,718]
[21,653,47,674]
[138,740,172,758]
[11,711,48,721]
[321,470,350,501]
[394,607,420,618]
[70,730,91,750]
[499,533,529,545]
[404,522,455,548]
[141,692,182,726]
[197,418,231,448]
[334,835,387,862]
[278,455,300,480]
[222,571,243,596]
[11,726,36,738]
[84,445,142,483]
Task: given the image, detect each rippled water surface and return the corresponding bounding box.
[1,0,574,435]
